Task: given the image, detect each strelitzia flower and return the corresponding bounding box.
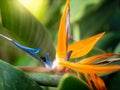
[1,0,120,90]
[0,34,52,68]
[52,0,120,90]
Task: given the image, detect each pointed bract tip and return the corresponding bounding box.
[97,32,105,39]
[0,34,12,41]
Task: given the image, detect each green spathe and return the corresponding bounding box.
[58,74,91,90]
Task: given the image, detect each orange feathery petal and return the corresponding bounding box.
[84,74,94,90]
[79,53,116,64]
[68,32,105,58]
[90,74,107,90]
[59,61,120,74]
[56,0,70,58]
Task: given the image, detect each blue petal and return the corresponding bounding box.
[12,41,40,54]
[44,54,52,68]
[12,41,52,68]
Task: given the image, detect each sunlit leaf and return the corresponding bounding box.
[18,0,49,23]
[70,0,105,23]
[0,0,55,60]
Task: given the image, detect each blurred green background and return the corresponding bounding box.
[0,0,120,66]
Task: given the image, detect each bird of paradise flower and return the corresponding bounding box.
[52,0,120,90]
[0,0,120,90]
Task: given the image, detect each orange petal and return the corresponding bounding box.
[79,53,116,64]
[56,0,70,58]
[84,74,94,90]
[59,61,120,74]
[90,74,107,90]
[68,32,105,58]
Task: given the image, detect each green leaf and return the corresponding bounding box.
[27,72,62,87]
[44,0,64,43]
[96,32,115,50]
[84,47,105,58]
[77,0,117,38]
[14,55,40,66]
[96,31,120,52]
[0,0,55,60]
[58,74,90,90]
[70,0,105,23]
[105,71,120,90]
[18,0,49,23]
[44,0,64,25]
[114,43,120,54]
[0,60,42,90]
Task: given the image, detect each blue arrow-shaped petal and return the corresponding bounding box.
[0,34,53,68]
[12,41,40,54]
[44,54,52,68]
[11,41,45,63]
